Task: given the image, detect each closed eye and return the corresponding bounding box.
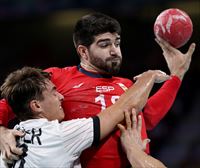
[98,40,111,48]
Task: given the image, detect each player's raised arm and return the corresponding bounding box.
[98,70,170,139]
[155,38,195,80]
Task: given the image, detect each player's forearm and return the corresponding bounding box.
[127,145,167,168]
[98,71,156,139]
[116,71,157,113]
[97,104,123,139]
[144,76,181,130]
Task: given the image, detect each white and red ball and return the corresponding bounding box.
[154,8,193,48]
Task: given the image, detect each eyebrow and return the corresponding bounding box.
[97,37,121,44]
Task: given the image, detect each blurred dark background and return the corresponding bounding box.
[0,0,199,167]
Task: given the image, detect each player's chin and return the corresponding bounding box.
[58,108,65,121]
[58,113,65,122]
[105,61,121,75]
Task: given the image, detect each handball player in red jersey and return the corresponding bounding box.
[0,12,195,168]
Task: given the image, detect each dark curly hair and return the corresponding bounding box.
[73,12,121,48]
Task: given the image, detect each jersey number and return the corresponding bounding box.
[95,94,120,110]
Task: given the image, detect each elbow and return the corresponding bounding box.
[146,121,157,130]
[144,115,161,130]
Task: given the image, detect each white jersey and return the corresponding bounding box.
[0,117,100,168]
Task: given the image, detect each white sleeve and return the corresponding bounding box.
[0,154,7,168]
[59,117,100,154]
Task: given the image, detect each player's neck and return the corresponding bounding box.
[80,61,107,74]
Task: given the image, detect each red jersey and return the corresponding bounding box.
[0,65,181,168]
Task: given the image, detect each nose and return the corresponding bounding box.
[110,44,118,56]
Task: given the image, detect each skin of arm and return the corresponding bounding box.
[97,70,169,140]
[118,109,167,168]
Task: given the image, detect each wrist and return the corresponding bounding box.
[126,145,148,167]
[171,73,183,81]
[126,143,142,158]
[170,68,186,80]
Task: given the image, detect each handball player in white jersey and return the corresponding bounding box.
[0,67,169,167]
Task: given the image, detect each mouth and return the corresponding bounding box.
[112,59,120,62]
[110,57,122,64]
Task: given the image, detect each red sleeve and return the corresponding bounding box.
[143,75,181,130]
[44,67,60,82]
[44,67,67,85]
[0,99,15,127]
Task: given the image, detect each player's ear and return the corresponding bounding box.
[77,45,89,60]
[29,100,42,113]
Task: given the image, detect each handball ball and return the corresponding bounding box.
[154,8,193,48]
